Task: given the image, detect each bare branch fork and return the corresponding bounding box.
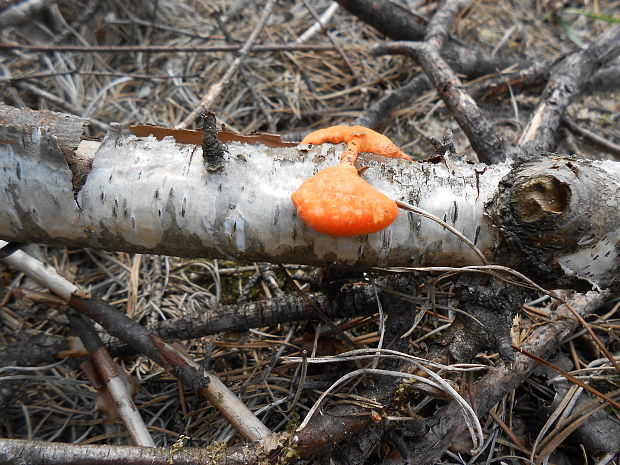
[368,0,509,164]
[372,24,620,164]
[68,312,155,447]
[346,0,620,163]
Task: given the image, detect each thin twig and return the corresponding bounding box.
[296,3,339,43]
[68,312,155,447]
[561,116,620,159]
[299,0,356,76]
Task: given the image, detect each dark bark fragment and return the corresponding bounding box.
[518,25,620,156]
[110,282,378,355]
[0,332,70,367]
[444,275,531,362]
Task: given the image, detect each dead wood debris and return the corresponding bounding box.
[1,0,619,464]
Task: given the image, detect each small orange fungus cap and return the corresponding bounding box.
[291,164,398,236]
[301,125,411,162]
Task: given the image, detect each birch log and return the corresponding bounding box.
[1,104,619,290]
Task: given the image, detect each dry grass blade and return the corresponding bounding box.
[512,345,620,411]
[533,389,620,464]
[282,348,488,373]
[488,410,530,454]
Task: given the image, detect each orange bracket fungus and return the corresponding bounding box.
[292,126,411,237]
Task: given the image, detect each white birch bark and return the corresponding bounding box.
[1,104,619,290]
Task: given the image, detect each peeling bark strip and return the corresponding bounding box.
[1,104,620,289]
[0,103,92,193]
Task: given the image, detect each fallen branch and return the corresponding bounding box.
[0,439,258,465]
[0,283,379,366]
[2,104,619,290]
